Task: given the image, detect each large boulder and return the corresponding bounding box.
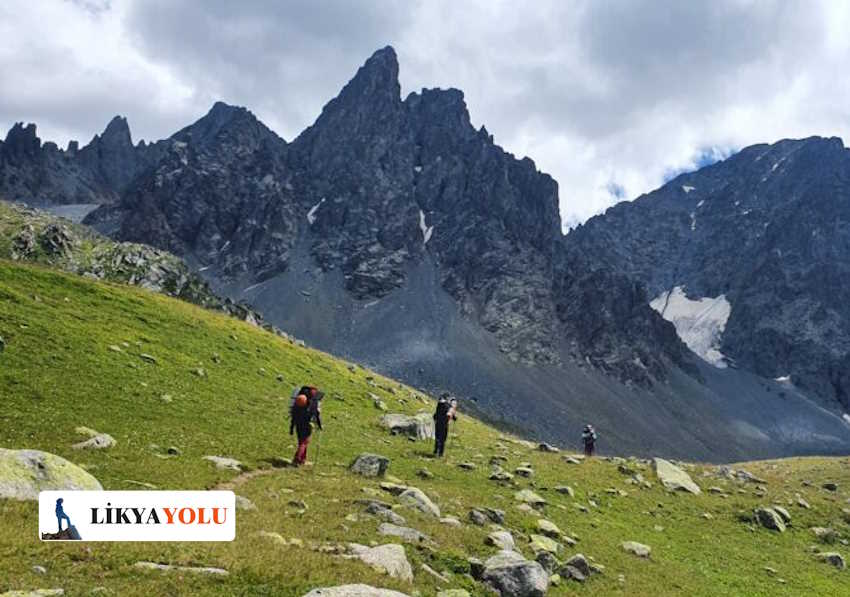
[302,586,410,597]
[346,544,414,582]
[0,449,102,500]
[652,458,701,495]
[398,487,440,517]
[380,413,434,440]
[350,454,390,477]
[481,550,549,596]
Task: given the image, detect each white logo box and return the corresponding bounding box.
[39,490,235,541]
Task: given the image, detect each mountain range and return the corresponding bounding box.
[3,46,850,460]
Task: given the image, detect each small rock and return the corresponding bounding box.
[621,541,651,558]
[203,456,243,471]
[772,506,791,524]
[554,485,575,497]
[350,454,390,478]
[302,584,410,596]
[439,517,461,527]
[530,534,561,555]
[815,552,846,569]
[823,482,838,492]
[515,467,534,478]
[139,353,157,364]
[515,489,547,509]
[416,468,433,479]
[754,507,786,532]
[536,519,562,538]
[134,561,228,575]
[31,565,47,575]
[468,509,488,526]
[486,530,516,551]
[191,367,207,377]
[378,523,429,544]
[811,527,837,544]
[235,496,256,511]
[535,550,559,574]
[398,487,440,517]
[458,462,476,471]
[538,443,560,453]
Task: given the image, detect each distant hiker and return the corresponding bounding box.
[433,393,458,457]
[55,498,71,532]
[289,385,323,466]
[582,424,597,457]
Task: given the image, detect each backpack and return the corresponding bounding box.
[434,400,450,422]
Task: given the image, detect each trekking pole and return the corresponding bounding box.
[312,428,321,472]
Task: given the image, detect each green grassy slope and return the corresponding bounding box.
[1,260,848,596]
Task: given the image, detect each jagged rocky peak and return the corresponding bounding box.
[99,115,133,148]
[3,122,41,159]
[173,101,284,153]
[336,45,401,105]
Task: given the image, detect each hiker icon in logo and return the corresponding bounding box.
[42,497,82,540]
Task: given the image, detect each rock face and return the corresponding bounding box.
[481,550,549,597]
[0,201,260,322]
[350,453,390,477]
[9,47,850,460]
[380,413,434,440]
[653,458,701,495]
[302,586,410,597]
[566,136,850,414]
[0,449,102,500]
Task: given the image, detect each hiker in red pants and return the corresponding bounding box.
[290,388,323,466]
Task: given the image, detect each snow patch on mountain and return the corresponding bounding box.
[418,209,434,244]
[307,198,325,225]
[650,286,731,368]
[682,185,696,193]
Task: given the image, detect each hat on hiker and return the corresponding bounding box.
[295,394,308,407]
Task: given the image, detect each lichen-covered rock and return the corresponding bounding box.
[481,550,549,597]
[398,487,440,517]
[0,449,102,500]
[754,507,786,532]
[350,453,390,477]
[346,544,414,582]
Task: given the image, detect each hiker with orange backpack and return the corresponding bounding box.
[290,385,323,466]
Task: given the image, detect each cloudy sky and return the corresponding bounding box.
[2,0,850,226]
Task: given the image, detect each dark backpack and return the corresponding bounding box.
[434,400,450,422]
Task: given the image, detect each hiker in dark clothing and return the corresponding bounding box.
[290,386,323,466]
[582,424,597,457]
[55,498,71,532]
[433,394,458,457]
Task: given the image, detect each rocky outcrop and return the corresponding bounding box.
[0,449,102,500]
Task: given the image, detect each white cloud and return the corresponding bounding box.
[2,0,850,226]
